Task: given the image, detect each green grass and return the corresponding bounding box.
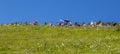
[0,25,120,54]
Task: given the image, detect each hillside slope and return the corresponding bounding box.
[0,26,120,54]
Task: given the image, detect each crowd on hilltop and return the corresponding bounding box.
[0,19,120,28]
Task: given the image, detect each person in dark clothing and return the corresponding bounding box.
[64,19,70,25]
[75,22,80,27]
[34,20,39,25]
[44,22,48,25]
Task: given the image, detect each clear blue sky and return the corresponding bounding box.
[0,0,120,24]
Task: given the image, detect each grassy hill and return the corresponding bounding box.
[0,25,120,54]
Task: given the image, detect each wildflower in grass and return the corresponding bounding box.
[37,43,40,45]
[38,46,41,48]
[76,42,80,46]
[108,45,111,48]
[89,45,94,49]
[61,43,65,47]
[25,49,28,54]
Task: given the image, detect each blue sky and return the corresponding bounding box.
[0,0,120,24]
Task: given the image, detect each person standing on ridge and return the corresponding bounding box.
[34,20,39,25]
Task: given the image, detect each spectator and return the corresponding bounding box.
[34,20,39,25]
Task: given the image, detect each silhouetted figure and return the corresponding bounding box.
[25,21,30,25]
[112,22,117,26]
[74,22,80,27]
[97,21,103,27]
[63,19,73,26]
[64,19,70,25]
[44,22,48,25]
[34,20,39,25]
[48,22,53,26]
[68,22,72,26]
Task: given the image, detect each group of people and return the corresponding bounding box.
[1,19,119,28]
[44,19,72,27]
[43,19,100,28]
[43,19,118,28]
